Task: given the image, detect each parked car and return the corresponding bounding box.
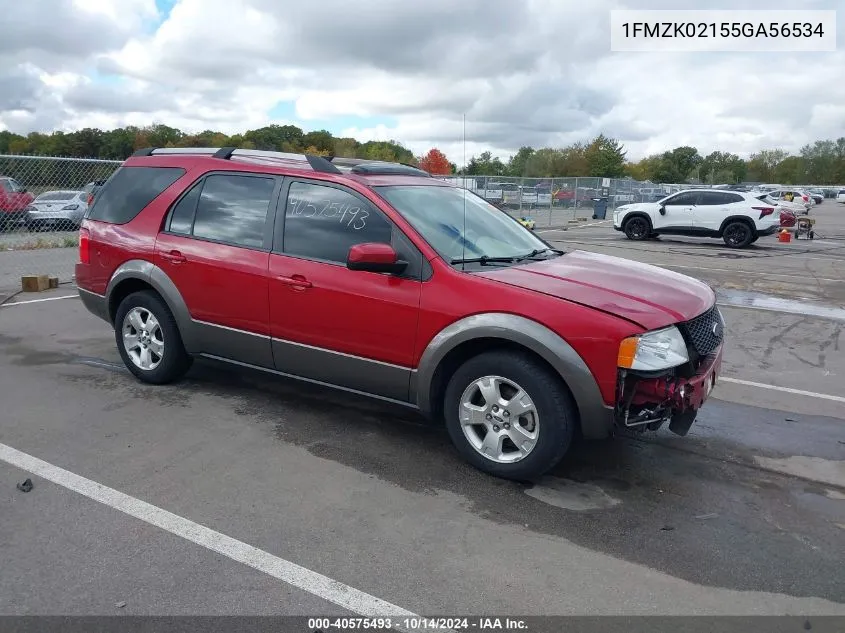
[0,176,35,231]
[808,189,825,205]
[837,189,845,204]
[517,216,536,230]
[767,188,813,211]
[82,179,107,207]
[755,192,807,216]
[26,190,88,231]
[613,189,780,248]
[76,147,725,481]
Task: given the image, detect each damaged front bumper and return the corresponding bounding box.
[614,344,723,436]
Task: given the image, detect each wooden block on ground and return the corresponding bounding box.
[48,276,59,289]
[21,275,50,292]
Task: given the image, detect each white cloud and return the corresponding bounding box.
[1,0,844,163]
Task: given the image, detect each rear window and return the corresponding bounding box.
[87,166,185,224]
[37,192,77,201]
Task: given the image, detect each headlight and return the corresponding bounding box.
[617,325,689,371]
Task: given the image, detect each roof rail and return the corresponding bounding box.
[129,147,432,177]
[327,156,431,177]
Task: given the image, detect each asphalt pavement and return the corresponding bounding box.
[1,200,845,619]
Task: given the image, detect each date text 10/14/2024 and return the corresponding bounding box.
[308,617,529,631]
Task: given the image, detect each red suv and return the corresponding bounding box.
[76,147,724,480]
[0,176,35,231]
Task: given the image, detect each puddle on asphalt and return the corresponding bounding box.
[753,455,845,489]
[717,289,845,322]
[524,477,621,511]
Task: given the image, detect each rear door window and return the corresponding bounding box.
[165,173,277,249]
[191,174,276,248]
[87,166,185,224]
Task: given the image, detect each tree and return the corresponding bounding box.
[464,151,507,176]
[699,151,746,184]
[584,134,626,178]
[5,122,845,185]
[417,148,452,174]
[746,149,787,182]
[624,155,663,181]
[651,146,702,183]
[506,146,535,177]
[772,156,806,184]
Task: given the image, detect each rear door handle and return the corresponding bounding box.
[161,250,187,264]
[276,274,312,289]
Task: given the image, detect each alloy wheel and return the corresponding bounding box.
[458,375,540,464]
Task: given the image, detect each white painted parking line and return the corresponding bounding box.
[0,294,78,308]
[0,442,422,627]
[720,378,845,403]
[537,220,611,233]
[667,264,843,283]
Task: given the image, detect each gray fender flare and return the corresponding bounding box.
[105,259,198,351]
[412,313,614,439]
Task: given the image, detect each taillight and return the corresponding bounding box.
[87,194,94,206]
[79,227,90,264]
[752,206,774,219]
[802,195,809,202]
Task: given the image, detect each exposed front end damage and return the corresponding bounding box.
[614,347,722,436]
[614,304,725,436]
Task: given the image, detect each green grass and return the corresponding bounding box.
[1,234,79,251]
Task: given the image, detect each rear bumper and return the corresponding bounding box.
[77,286,110,324]
[1,210,29,226]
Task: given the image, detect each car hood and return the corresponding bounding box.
[477,250,715,331]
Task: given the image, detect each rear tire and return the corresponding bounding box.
[622,216,650,241]
[722,221,754,248]
[443,350,576,481]
[114,290,193,384]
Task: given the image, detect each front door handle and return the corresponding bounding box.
[161,250,186,264]
[276,274,312,289]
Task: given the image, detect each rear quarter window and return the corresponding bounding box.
[87,166,185,224]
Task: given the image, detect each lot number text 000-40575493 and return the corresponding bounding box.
[610,9,837,52]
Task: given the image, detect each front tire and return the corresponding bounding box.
[114,290,193,384]
[443,350,576,481]
[722,221,754,248]
[623,216,650,241]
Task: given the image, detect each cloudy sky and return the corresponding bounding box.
[1,0,843,162]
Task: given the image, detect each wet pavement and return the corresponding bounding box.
[2,200,845,617]
[1,288,845,616]
[716,289,845,322]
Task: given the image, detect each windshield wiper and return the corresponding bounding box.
[514,248,565,261]
[450,255,520,266]
[451,248,565,266]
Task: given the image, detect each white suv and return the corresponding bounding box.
[614,189,781,248]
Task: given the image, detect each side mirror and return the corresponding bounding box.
[659,205,666,215]
[347,243,407,275]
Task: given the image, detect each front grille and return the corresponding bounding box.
[679,305,724,357]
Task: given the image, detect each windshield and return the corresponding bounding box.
[375,185,550,263]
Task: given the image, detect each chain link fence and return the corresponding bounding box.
[0,154,122,294]
[436,175,686,228]
[0,152,695,295]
